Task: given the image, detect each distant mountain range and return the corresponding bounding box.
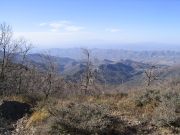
[34,48,180,65]
[24,53,170,85]
[1,48,179,85]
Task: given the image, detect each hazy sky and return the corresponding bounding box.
[1,0,180,49]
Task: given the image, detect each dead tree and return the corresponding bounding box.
[41,52,58,99]
[144,65,160,86]
[81,49,95,95]
[0,23,32,95]
[15,39,32,94]
[0,23,13,81]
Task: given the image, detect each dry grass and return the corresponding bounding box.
[1,94,42,106]
[26,107,50,128]
[2,95,29,103]
[2,82,178,134]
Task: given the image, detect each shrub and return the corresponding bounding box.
[49,102,121,135]
[2,94,43,106]
[152,91,180,128]
[135,89,161,107]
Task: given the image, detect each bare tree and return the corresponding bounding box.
[80,49,95,95]
[0,23,13,80]
[0,22,32,95]
[144,65,160,86]
[40,52,58,99]
[15,39,32,94]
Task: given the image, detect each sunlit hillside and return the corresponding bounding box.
[0,0,180,135]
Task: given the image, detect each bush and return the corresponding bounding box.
[135,89,161,107]
[49,102,121,135]
[152,91,180,127]
[134,89,180,129]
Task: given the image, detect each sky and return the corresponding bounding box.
[1,0,180,49]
